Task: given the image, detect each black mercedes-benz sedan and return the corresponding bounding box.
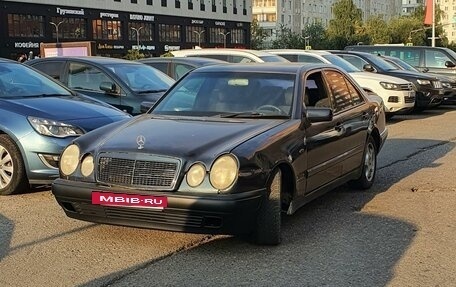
[52,63,388,245]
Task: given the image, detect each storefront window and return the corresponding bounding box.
[186,26,205,43]
[128,23,154,42]
[230,28,245,44]
[50,17,87,40]
[209,27,225,43]
[8,14,44,38]
[92,19,122,40]
[159,24,181,42]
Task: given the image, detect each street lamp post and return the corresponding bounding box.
[219,32,230,48]
[49,20,64,43]
[303,36,310,49]
[130,26,144,49]
[193,30,205,48]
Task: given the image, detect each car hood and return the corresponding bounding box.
[384,69,439,80]
[2,95,130,132]
[350,71,410,84]
[90,114,285,159]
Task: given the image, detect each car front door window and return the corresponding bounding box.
[68,62,111,92]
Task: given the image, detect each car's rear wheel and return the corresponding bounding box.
[349,136,377,190]
[0,135,28,195]
[252,169,282,245]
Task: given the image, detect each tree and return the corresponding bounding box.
[326,0,363,48]
[250,19,267,50]
[271,24,303,49]
[124,49,145,60]
[363,16,391,44]
[301,22,328,49]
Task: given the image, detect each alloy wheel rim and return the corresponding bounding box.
[0,145,13,188]
[364,143,375,182]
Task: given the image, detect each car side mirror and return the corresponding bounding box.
[100,82,119,95]
[305,107,333,123]
[445,61,456,68]
[363,64,375,72]
[140,101,156,113]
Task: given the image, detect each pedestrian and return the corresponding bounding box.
[17,53,27,63]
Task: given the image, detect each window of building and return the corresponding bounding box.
[128,23,154,42]
[186,26,205,45]
[159,24,181,42]
[209,27,226,43]
[131,0,138,3]
[212,0,216,11]
[175,0,181,8]
[92,19,122,40]
[50,17,87,40]
[7,14,44,38]
[162,0,167,7]
[188,0,193,9]
[223,0,227,13]
[147,0,153,4]
[230,28,245,44]
[200,0,205,10]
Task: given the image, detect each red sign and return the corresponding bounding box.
[92,191,167,209]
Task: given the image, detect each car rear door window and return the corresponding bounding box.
[68,62,111,92]
[324,70,356,113]
[174,63,194,79]
[425,49,453,68]
[30,61,65,81]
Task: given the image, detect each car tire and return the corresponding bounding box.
[349,135,377,190]
[0,134,28,195]
[252,169,282,245]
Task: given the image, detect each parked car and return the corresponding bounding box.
[26,56,175,115]
[344,45,456,78]
[52,63,387,245]
[264,49,416,118]
[0,58,131,195]
[380,55,456,105]
[331,50,444,110]
[139,57,227,80]
[170,48,289,63]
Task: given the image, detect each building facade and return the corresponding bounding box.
[1,0,252,59]
[253,0,402,47]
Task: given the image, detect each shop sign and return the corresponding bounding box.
[133,45,156,51]
[14,42,39,48]
[191,19,204,24]
[97,43,124,50]
[164,45,180,51]
[129,14,155,21]
[56,8,85,16]
[215,21,226,26]
[100,12,119,19]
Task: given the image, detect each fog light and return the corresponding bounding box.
[38,154,60,169]
[388,96,399,103]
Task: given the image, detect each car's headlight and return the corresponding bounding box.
[417,79,431,85]
[60,144,80,176]
[186,163,206,188]
[81,155,94,177]
[28,116,84,138]
[379,82,400,90]
[209,154,239,190]
[442,82,452,88]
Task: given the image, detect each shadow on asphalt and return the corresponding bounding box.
[0,214,13,262]
[387,104,456,124]
[78,137,455,287]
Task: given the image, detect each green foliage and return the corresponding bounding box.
[160,52,174,57]
[326,0,363,48]
[363,16,391,44]
[251,19,267,50]
[124,49,145,60]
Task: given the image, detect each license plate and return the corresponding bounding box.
[92,191,167,210]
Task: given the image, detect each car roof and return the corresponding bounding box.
[27,56,142,65]
[0,58,19,63]
[188,62,335,74]
[171,48,280,57]
[263,49,332,56]
[138,56,227,65]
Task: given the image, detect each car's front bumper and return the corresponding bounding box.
[52,179,266,235]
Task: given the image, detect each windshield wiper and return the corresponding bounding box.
[218,111,289,118]
[137,89,167,94]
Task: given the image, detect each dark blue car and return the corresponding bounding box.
[0,58,131,195]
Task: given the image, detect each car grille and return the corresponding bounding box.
[399,83,413,91]
[404,95,415,103]
[451,83,456,88]
[432,80,443,89]
[97,153,181,190]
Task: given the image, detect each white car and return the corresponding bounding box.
[170,48,289,63]
[264,49,416,118]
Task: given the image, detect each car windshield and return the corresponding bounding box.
[385,57,419,72]
[152,71,296,118]
[0,63,71,98]
[321,54,361,72]
[258,55,290,62]
[365,54,400,71]
[105,63,174,93]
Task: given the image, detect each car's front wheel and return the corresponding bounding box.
[349,135,377,190]
[0,135,28,195]
[252,169,282,245]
